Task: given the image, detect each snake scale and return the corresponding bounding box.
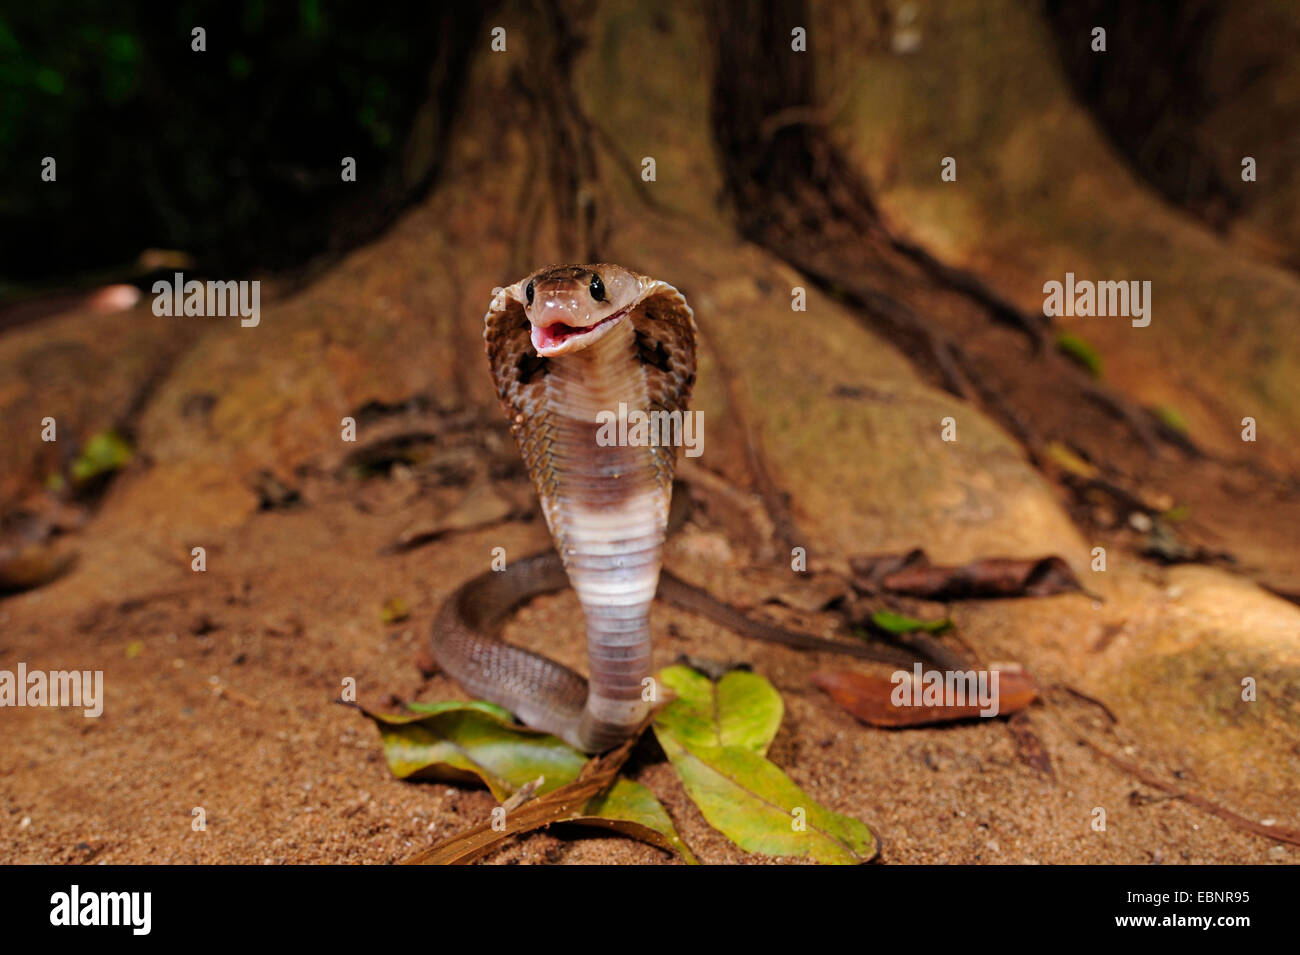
[430,263,922,752]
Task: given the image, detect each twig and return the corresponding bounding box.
[1074,732,1300,848]
[500,775,546,813]
[1043,690,1297,846]
[1050,682,1119,723]
[402,723,645,865]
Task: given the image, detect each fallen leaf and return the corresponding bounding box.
[812,667,1039,727]
[850,550,1081,599]
[655,666,783,756]
[653,666,877,864]
[654,732,876,864]
[364,702,586,800]
[870,609,952,634]
[364,701,694,862]
[1153,404,1189,435]
[403,734,644,865]
[70,430,132,484]
[846,548,927,594]
[380,596,410,624]
[1044,441,1099,480]
[1055,332,1102,377]
[403,700,513,719]
[572,777,699,864]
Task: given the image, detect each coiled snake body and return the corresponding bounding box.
[431,264,697,752]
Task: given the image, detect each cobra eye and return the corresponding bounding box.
[525,280,535,305]
[589,274,606,302]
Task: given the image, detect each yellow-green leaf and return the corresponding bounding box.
[653,667,878,864]
[404,700,514,720]
[1055,332,1102,377]
[1044,440,1099,479]
[657,664,783,755]
[380,596,410,624]
[870,609,952,634]
[70,430,132,484]
[1154,404,1189,435]
[367,703,585,800]
[364,700,695,861]
[573,777,699,864]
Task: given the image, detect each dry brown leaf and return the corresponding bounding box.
[812,667,1039,727]
[402,714,650,865]
[850,550,1081,599]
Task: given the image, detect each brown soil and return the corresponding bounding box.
[0,467,1292,865]
[2,0,1298,865]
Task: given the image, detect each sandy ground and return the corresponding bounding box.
[1,463,1292,865]
[2,1,1297,867]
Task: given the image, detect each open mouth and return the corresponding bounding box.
[530,307,629,355]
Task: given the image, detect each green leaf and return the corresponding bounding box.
[365,700,695,861]
[1055,332,1102,377]
[653,667,878,864]
[35,67,64,95]
[403,699,514,720]
[366,703,584,800]
[1044,440,1099,479]
[657,665,783,755]
[70,430,132,483]
[380,596,409,623]
[654,726,877,864]
[870,609,953,634]
[574,777,699,864]
[1154,404,1189,435]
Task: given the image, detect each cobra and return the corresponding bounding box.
[431,264,697,752]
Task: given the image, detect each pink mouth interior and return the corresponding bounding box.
[532,310,623,351]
